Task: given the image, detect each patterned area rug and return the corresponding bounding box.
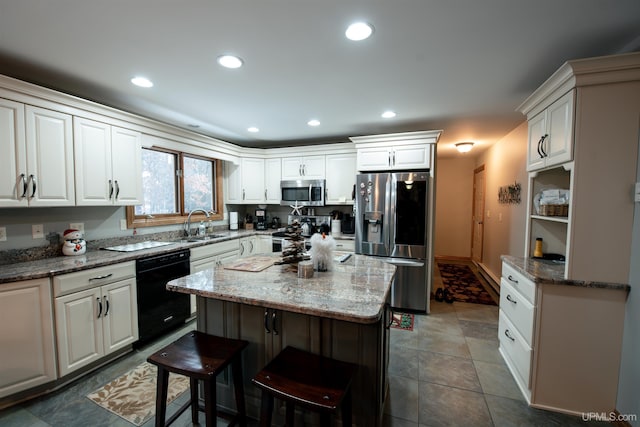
[391,312,414,330]
[87,361,189,426]
[437,262,497,305]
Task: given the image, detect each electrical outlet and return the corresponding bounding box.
[0,227,6,242]
[120,219,128,231]
[69,222,84,232]
[32,224,44,239]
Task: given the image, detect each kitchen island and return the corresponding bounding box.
[166,253,396,426]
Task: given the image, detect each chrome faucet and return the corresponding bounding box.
[185,209,211,237]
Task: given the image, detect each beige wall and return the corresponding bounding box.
[434,156,475,258]
[434,121,528,281]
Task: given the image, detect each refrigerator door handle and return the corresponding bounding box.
[385,258,425,267]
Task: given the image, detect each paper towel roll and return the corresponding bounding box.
[331,220,341,236]
[229,211,238,230]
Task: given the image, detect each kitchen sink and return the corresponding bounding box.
[174,234,226,243]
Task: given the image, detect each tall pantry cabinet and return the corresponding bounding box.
[518,52,640,284]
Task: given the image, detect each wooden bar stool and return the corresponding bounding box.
[252,346,357,427]
[147,331,248,427]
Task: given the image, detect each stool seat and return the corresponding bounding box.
[252,346,356,426]
[147,331,248,427]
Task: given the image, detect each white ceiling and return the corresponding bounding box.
[1,1,639,157]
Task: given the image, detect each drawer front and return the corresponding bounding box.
[499,310,532,388]
[53,261,135,297]
[502,262,535,304]
[190,239,239,261]
[500,279,535,346]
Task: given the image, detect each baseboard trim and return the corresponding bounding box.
[434,255,472,262]
[474,262,500,294]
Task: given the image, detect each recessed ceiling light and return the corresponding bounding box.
[217,55,243,69]
[381,110,396,119]
[345,22,373,41]
[131,76,153,88]
[248,127,259,133]
[307,119,320,127]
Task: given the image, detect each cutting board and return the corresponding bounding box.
[223,256,275,272]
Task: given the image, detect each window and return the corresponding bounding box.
[126,147,223,228]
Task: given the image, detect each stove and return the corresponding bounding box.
[102,241,176,252]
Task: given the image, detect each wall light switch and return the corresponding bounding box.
[69,222,84,232]
[32,224,44,239]
[0,227,6,242]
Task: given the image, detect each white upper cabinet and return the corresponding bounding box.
[0,101,75,207]
[225,157,266,204]
[264,158,281,204]
[351,131,440,172]
[74,117,142,206]
[526,90,574,171]
[325,153,356,204]
[281,155,325,180]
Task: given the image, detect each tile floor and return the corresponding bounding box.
[0,304,611,426]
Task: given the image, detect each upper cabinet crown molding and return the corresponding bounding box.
[349,130,441,148]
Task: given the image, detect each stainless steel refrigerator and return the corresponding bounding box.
[355,171,434,313]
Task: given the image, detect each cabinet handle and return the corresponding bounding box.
[537,134,548,158]
[507,275,518,284]
[265,189,267,200]
[242,189,245,200]
[272,310,278,335]
[89,273,113,281]
[299,164,303,176]
[249,241,254,253]
[104,296,110,316]
[388,151,392,167]
[114,180,120,200]
[20,173,28,198]
[504,329,515,342]
[506,294,517,304]
[264,309,271,333]
[97,297,102,318]
[29,175,37,198]
[109,179,114,199]
[392,150,396,166]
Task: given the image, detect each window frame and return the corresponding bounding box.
[126,148,224,228]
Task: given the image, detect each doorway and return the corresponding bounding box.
[471,165,485,263]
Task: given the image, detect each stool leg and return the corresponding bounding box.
[155,367,169,427]
[204,378,217,427]
[341,388,352,427]
[231,358,247,427]
[190,378,199,424]
[285,402,295,426]
[259,392,273,427]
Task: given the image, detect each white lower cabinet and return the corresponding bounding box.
[53,262,138,377]
[499,259,628,415]
[0,278,57,398]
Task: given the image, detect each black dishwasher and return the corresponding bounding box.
[135,249,190,346]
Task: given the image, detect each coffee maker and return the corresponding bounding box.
[255,209,267,230]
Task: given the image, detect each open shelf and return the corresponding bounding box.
[530,215,569,224]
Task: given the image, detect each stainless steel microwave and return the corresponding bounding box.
[280,179,325,206]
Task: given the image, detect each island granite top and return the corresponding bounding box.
[501,255,630,292]
[167,253,396,324]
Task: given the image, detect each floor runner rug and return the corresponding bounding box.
[87,361,189,426]
[437,262,497,305]
[391,312,414,330]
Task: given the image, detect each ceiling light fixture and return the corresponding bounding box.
[455,142,475,153]
[307,119,320,127]
[381,110,396,119]
[131,76,153,88]
[217,55,243,69]
[247,127,259,133]
[345,22,373,41]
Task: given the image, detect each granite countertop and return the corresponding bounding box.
[166,253,396,324]
[501,255,630,292]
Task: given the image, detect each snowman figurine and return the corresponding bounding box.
[62,229,86,256]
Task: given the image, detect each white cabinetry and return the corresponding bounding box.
[281,155,325,179]
[74,117,142,205]
[264,158,282,204]
[225,157,266,204]
[499,259,628,415]
[53,262,138,376]
[325,153,356,205]
[519,53,640,283]
[526,90,574,171]
[0,278,57,398]
[350,131,440,172]
[0,99,74,207]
